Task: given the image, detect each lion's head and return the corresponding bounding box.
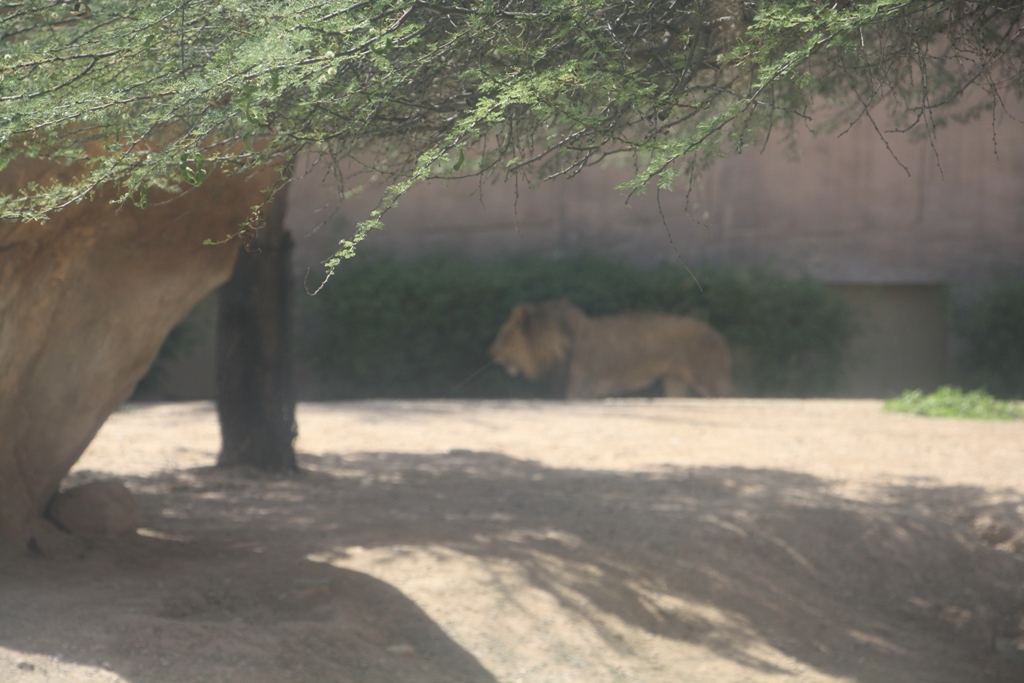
[488,301,577,379]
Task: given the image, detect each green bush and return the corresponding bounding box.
[957,280,1024,398]
[131,317,200,400]
[298,256,854,399]
[884,386,1022,420]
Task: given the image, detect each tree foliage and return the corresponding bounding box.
[2,0,1022,268]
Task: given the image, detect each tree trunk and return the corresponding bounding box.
[216,189,297,472]
[0,154,279,547]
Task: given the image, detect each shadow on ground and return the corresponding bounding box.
[4,449,1024,683]
[0,528,496,683]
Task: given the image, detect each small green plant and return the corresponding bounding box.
[884,386,1022,420]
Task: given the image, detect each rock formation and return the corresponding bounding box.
[0,156,278,548]
[47,480,141,539]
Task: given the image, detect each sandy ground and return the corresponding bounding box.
[2,398,1024,683]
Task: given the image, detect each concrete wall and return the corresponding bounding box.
[286,105,1024,291]
[271,105,1024,398]
[144,104,1024,400]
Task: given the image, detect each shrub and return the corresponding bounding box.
[884,386,1022,420]
[957,280,1024,398]
[131,317,200,400]
[298,256,854,399]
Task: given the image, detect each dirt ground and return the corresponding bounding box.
[2,398,1024,683]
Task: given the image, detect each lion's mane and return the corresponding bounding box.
[489,299,731,399]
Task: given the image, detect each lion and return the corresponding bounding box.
[489,299,731,399]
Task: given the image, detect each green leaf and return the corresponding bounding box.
[179,153,207,186]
